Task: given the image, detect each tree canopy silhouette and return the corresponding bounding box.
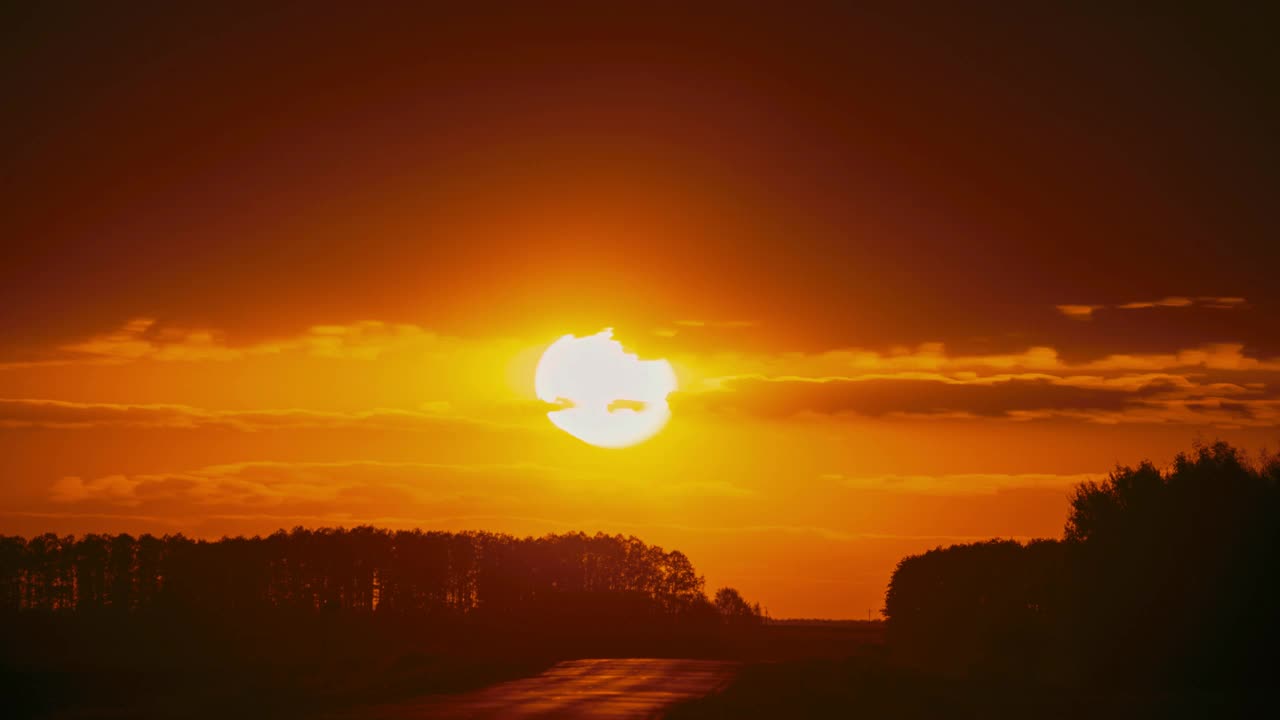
[713,586,765,625]
[884,442,1280,688]
[0,528,730,621]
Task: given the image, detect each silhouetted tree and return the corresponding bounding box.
[884,441,1280,689]
[0,527,754,640]
[1062,442,1280,685]
[714,586,763,625]
[885,539,1064,675]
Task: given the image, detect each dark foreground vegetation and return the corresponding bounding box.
[669,442,1279,718]
[4,442,1275,718]
[0,529,764,718]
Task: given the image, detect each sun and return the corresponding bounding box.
[535,329,677,448]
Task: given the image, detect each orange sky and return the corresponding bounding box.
[2,5,1277,617]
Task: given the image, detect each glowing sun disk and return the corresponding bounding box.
[534,329,676,448]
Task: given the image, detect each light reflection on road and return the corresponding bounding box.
[354,658,737,719]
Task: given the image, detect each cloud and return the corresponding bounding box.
[1058,296,1249,318]
[1009,398,1280,428]
[50,475,142,503]
[4,318,449,369]
[673,320,756,328]
[0,398,524,432]
[655,319,756,338]
[1055,304,1104,319]
[688,342,1280,385]
[821,471,1100,495]
[0,510,174,525]
[676,370,1280,426]
[680,375,1179,419]
[1079,343,1280,372]
[1196,296,1249,309]
[1116,296,1196,310]
[50,460,566,508]
[38,461,588,537]
[691,344,1066,380]
[665,335,1280,427]
[48,459,752,514]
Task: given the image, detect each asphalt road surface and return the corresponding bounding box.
[352,658,738,719]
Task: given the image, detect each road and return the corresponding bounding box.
[350,658,738,719]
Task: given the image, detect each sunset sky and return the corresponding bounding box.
[3,5,1277,617]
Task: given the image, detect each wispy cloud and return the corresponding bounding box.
[673,320,756,328]
[1056,296,1248,319]
[821,471,1100,495]
[1195,296,1249,309]
[3,318,449,370]
[679,374,1182,419]
[1055,304,1104,320]
[656,320,756,337]
[690,342,1280,379]
[1116,296,1196,310]
[1077,343,1280,372]
[49,459,753,511]
[677,340,1280,426]
[0,398,523,432]
[49,460,568,508]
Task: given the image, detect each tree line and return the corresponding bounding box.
[0,528,761,625]
[884,442,1280,688]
